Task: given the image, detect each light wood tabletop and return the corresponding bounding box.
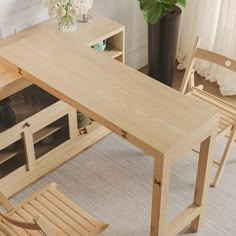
[0,15,219,236]
[0,21,217,159]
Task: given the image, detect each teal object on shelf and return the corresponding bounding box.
[93,40,106,52]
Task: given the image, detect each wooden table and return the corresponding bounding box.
[0,16,219,236]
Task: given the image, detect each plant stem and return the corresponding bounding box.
[65,0,71,15]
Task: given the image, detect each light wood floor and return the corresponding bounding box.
[139,65,236,106]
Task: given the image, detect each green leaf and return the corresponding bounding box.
[177,0,186,7]
[139,0,186,23]
[144,2,163,24]
[161,3,175,12]
[160,0,176,5]
[140,0,156,11]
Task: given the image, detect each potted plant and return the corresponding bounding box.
[139,0,186,86]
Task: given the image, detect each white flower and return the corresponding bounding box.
[46,0,80,18]
[68,7,79,17]
[56,6,66,17]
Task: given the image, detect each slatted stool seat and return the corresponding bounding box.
[0,183,108,235]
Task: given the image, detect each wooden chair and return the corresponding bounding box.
[180,37,236,187]
[0,183,108,235]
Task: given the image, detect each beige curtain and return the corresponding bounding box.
[177,0,236,96]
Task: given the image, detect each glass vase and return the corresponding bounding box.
[58,15,77,32]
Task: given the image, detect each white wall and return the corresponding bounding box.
[0,0,147,69]
[0,0,48,38]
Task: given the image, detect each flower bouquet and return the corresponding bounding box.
[46,0,79,32]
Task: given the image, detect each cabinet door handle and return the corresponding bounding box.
[25,122,31,127]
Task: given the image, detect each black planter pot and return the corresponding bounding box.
[148,6,182,87]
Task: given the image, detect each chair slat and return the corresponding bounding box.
[11,183,58,214]
[0,183,108,235]
[15,208,43,236]
[12,212,40,236]
[23,203,65,235]
[220,114,235,124]
[190,93,236,123]
[192,88,236,115]
[217,126,232,138]
[36,194,89,235]
[48,187,99,227]
[28,199,75,235]
[190,93,234,137]
[42,190,95,231]
[0,221,17,236]
[0,231,6,236]
[219,119,231,127]
[1,219,27,236]
[218,122,228,130]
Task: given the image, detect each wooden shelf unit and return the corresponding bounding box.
[0,123,64,163]
[0,15,124,197]
[0,149,20,165]
[104,49,123,60]
[90,25,125,63]
[0,85,111,196]
[33,125,64,144]
[105,31,124,62]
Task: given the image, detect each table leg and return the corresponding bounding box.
[150,157,171,236]
[191,129,217,231]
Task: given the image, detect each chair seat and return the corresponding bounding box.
[0,183,108,235]
[189,88,236,137]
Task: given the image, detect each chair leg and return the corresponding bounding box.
[212,125,236,187]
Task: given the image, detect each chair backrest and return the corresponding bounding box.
[180,37,236,94]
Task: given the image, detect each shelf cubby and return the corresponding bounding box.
[0,139,25,178]
[103,49,123,59]
[91,30,124,63]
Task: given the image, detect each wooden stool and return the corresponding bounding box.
[0,183,108,235]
